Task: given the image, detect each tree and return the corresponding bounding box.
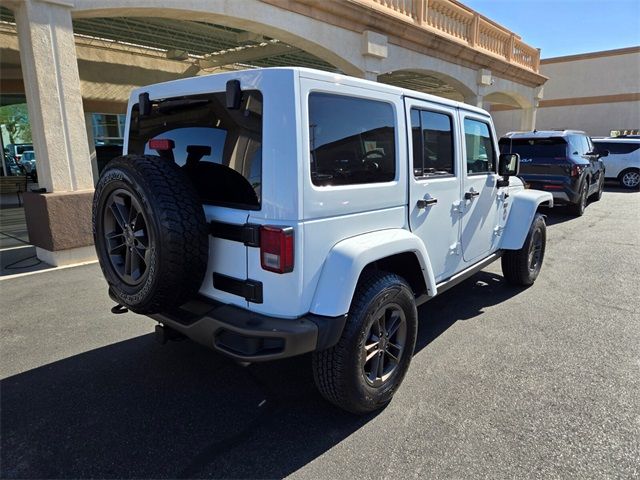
[0,103,32,144]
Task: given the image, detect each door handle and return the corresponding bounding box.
[416,198,438,209]
[465,190,480,200]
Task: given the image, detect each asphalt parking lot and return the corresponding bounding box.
[1,186,638,479]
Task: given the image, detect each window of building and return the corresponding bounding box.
[464,118,495,174]
[411,108,454,177]
[309,92,396,186]
[92,113,125,145]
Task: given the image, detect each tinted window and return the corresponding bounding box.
[499,138,568,158]
[464,119,495,174]
[411,108,454,177]
[128,90,262,209]
[593,141,640,155]
[309,93,396,186]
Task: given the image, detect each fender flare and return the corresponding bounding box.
[310,229,436,317]
[501,189,553,250]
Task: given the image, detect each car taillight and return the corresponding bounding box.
[148,138,175,151]
[570,165,584,177]
[260,226,294,273]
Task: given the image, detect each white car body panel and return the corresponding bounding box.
[592,139,640,179]
[500,189,553,250]
[310,228,436,317]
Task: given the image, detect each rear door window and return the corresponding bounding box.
[411,109,454,177]
[128,90,262,210]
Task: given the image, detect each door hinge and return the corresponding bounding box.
[452,200,464,214]
[448,242,461,255]
[493,225,504,237]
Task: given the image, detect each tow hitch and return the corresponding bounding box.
[155,324,186,344]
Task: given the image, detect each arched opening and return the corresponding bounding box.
[483,91,534,136]
[378,69,475,102]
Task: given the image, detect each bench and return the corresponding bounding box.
[0,175,28,206]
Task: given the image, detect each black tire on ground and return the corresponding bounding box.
[501,213,546,286]
[568,179,589,216]
[312,271,418,414]
[93,155,209,314]
[590,175,604,202]
[618,168,640,190]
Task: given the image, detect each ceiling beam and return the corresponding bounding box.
[199,42,298,68]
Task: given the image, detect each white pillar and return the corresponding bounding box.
[13,0,93,193]
[464,94,484,108]
[520,107,537,131]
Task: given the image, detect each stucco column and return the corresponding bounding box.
[13,0,96,266]
[520,106,537,131]
[14,0,93,192]
[464,94,484,108]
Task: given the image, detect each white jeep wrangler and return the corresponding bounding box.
[93,68,552,413]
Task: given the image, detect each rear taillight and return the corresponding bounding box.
[148,138,175,151]
[260,226,294,273]
[570,165,584,177]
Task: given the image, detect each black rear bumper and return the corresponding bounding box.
[148,296,347,362]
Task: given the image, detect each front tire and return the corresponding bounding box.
[312,272,418,414]
[590,175,604,202]
[501,213,546,286]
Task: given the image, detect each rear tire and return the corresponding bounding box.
[501,213,546,286]
[312,272,418,414]
[619,168,640,190]
[568,180,588,216]
[93,155,209,314]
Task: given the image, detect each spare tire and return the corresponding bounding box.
[93,155,209,314]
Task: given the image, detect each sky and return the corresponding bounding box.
[462,0,640,58]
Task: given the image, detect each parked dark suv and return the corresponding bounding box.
[499,130,607,216]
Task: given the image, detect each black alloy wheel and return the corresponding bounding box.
[362,304,407,387]
[527,227,543,274]
[103,188,152,286]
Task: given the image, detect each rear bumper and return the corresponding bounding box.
[148,296,347,362]
[522,177,579,204]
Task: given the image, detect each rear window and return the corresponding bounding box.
[593,141,640,155]
[128,90,262,210]
[309,92,396,186]
[499,138,567,158]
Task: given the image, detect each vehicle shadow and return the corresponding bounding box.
[0,272,523,479]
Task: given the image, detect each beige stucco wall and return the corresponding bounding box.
[492,47,640,137]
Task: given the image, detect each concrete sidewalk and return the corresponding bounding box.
[0,205,54,276]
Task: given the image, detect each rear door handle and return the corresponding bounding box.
[465,190,480,200]
[417,198,438,209]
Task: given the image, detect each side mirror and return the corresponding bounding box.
[599,149,609,158]
[497,153,519,187]
[498,153,520,176]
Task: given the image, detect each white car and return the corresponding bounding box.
[592,138,640,189]
[92,68,552,413]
